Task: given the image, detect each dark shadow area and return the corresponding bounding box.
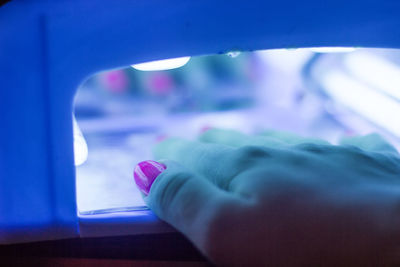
[0,0,10,7]
[0,233,208,263]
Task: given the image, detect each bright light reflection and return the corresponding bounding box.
[73,116,88,166]
[344,52,400,100]
[322,71,400,137]
[132,57,190,71]
[309,47,356,53]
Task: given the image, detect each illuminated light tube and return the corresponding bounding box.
[132,56,190,71]
[321,71,400,138]
[344,52,400,100]
[73,116,88,166]
[309,47,356,53]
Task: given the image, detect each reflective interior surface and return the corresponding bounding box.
[74,48,400,215]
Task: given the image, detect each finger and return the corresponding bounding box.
[153,137,279,190]
[339,133,399,154]
[260,129,330,145]
[198,128,249,147]
[143,160,245,248]
[199,128,286,148]
[153,137,235,185]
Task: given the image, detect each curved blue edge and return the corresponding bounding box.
[0,0,399,244]
[79,210,175,238]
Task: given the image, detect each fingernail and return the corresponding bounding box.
[134,160,166,195]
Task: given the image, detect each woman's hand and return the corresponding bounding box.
[135,129,400,266]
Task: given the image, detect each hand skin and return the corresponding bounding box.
[143,129,400,266]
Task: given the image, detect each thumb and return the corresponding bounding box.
[133,160,238,248]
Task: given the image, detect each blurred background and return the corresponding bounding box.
[73,48,400,215]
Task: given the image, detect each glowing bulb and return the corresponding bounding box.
[321,71,400,137]
[344,52,400,100]
[309,47,356,53]
[73,116,88,166]
[132,57,190,71]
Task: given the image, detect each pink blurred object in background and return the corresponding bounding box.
[100,69,129,93]
[155,134,168,143]
[199,125,213,134]
[146,72,174,95]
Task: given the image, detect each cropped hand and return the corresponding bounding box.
[134,129,400,266]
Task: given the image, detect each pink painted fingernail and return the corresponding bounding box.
[134,160,166,195]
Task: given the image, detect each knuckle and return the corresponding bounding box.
[295,142,327,153]
[342,146,400,175]
[340,145,374,161]
[235,145,271,160]
[230,146,272,172]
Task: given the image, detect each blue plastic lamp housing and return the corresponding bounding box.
[0,0,399,244]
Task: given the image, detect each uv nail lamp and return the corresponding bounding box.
[1,0,399,244]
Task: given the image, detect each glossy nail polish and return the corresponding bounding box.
[134,160,166,195]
